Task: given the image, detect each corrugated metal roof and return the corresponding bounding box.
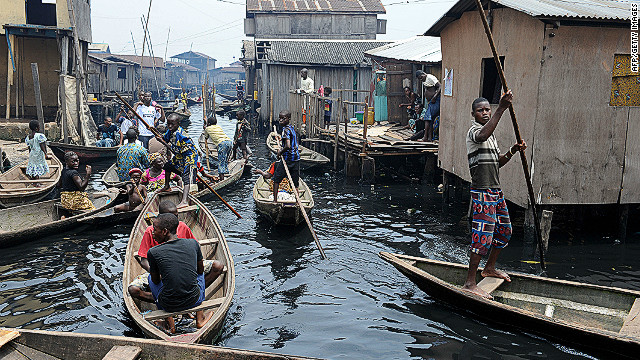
[425,0,630,36]
[259,39,391,65]
[247,0,386,13]
[166,61,200,72]
[170,51,216,61]
[93,53,166,69]
[364,36,441,64]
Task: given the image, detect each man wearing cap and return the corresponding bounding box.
[410,72,441,142]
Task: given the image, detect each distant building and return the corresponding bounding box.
[211,63,245,97]
[91,53,166,98]
[165,61,201,89]
[244,0,387,40]
[87,54,139,98]
[425,0,635,208]
[1,0,91,120]
[242,39,390,123]
[88,43,110,54]
[365,36,442,124]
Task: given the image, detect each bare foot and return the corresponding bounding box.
[461,284,493,299]
[481,268,511,282]
[196,310,214,328]
[158,187,172,193]
[176,202,189,209]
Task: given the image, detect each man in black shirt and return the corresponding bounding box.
[146,213,213,333]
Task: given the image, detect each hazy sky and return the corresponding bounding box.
[90,0,456,67]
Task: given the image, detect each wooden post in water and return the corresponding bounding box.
[269,89,273,132]
[5,34,13,120]
[31,63,45,132]
[333,96,340,170]
[362,96,369,155]
[59,75,68,143]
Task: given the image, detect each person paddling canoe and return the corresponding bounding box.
[463,90,526,299]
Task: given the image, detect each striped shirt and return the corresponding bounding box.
[466,121,500,189]
[204,125,231,147]
[281,125,300,162]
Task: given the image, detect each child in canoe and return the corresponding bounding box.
[115,168,147,212]
[59,151,95,211]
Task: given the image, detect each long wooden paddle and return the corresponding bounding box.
[473,0,545,270]
[281,158,327,260]
[115,92,242,219]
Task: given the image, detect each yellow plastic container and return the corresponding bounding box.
[367,109,375,125]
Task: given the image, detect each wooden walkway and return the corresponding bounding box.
[318,122,438,156]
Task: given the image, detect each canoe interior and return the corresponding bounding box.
[123,191,234,343]
[0,194,115,233]
[4,328,318,360]
[390,253,638,335]
[266,132,330,167]
[0,155,61,190]
[192,159,245,198]
[101,163,126,187]
[48,142,119,162]
[252,175,314,225]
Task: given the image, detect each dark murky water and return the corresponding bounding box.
[1,105,639,359]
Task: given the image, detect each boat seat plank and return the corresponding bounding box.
[147,205,199,218]
[0,179,58,184]
[143,298,225,321]
[0,329,19,348]
[620,298,640,336]
[199,238,219,246]
[102,345,141,360]
[477,277,505,294]
[7,342,59,360]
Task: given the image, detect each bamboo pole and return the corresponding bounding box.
[281,159,327,260]
[473,0,545,270]
[333,97,340,170]
[362,96,369,155]
[269,89,273,131]
[202,84,211,172]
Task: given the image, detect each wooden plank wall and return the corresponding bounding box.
[439,8,543,207]
[621,107,640,204]
[259,64,372,123]
[533,25,630,205]
[385,61,413,125]
[254,14,378,40]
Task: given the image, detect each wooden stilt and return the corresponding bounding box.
[31,63,45,131]
[6,35,13,120]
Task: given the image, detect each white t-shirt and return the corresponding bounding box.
[120,118,136,135]
[123,139,143,147]
[136,104,161,137]
[300,77,314,94]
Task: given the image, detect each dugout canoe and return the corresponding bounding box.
[0,190,119,248]
[123,190,235,344]
[78,206,141,225]
[198,132,252,162]
[0,328,318,360]
[166,107,191,126]
[252,175,314,226]
[266,131,329,171]
[0,154,62,208]
[379,251,640,359]
[101,162,127,187]
[48,141,119,163]
[192,159,245,199]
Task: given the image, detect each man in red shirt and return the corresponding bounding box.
[128,200,224,301]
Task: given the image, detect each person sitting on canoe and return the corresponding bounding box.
[232,110,251,164]
[463,91,527,299]
[96,116,118,147]
[25,120,50,182]
[59,151,95,211]
[140,152,182,193]
[158,113,216,208]
[204,116,233,181]
[114,168,147,213]
[271,110,300,202]
[117,129,150,182]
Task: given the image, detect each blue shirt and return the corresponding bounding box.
[98,124,118,140]
[281,125,300,162]
[116,143,150,181]
[163,127,199,173]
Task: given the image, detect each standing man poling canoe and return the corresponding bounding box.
[272,110,300,203]
[135,92,165,149]
[463,90,526,299]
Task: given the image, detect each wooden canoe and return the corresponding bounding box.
[0,328,318,359]
[198,132,252,162]
[123,190,235,344]
[101,162,127,187]
[166,108,191,126]
[379,251,640,359]
[192,159,245,199]
[48,141,120,163]
[267,132,329,170]
[0,154,62,208]
[0,190,119,248]
[252,175,314,226]
[78,206,141,225]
